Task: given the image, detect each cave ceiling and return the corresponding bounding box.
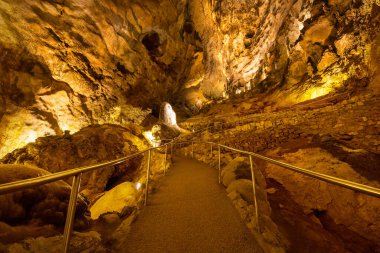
[0,0,379,157]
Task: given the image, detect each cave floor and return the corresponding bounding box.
[116,156,263,253]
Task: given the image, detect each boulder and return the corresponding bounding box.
[90,182,138,220]
[226,179,254,204]
[0,164,87,226]
[221,157,266,189]
[1,124,147,201]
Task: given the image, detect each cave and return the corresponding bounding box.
[0,0,380,252]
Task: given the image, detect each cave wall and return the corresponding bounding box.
[189,0,380,102]
[0,0,198,157]
[1,0,380,157]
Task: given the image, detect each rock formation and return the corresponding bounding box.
[0,164,87,226]
[0,0,380,252]
[0,0,199,157]
[1,124,147,200]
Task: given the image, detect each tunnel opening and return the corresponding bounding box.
[142,31,161,55]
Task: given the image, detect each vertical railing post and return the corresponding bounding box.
[218,145,221,184]
[249,155,260,232]
[192,142,194,158]
[144,149,152,206]
[210,143,213,156]
[63,173,82,253]
[164,144,168,175]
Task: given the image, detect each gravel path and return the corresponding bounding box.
[118,156,263,253]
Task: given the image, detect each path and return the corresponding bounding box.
[119,156,263,253]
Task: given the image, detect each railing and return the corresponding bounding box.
[174,140,380,232]
[1,137,380,250]
[0,141,175,253]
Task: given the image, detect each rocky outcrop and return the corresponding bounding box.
[0,0,200,157]
[1,124,147,200]
[265,148,380,248]
[90,182,138,220]
[0,0,379,156]
[0,164,87,226]
[187,0,380,105]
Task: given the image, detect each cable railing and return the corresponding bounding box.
[0,141,175,253]
[174,140,380,232]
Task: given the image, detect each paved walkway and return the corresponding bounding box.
[119,156,263,253]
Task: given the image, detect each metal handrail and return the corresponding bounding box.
[175,140,380,232]
[177,141,380,198]
[1,136,379,249]
[0,141,174,253]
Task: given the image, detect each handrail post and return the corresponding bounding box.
[144,149,152,206]
[192,142,194,158]
[218,145,221,184]
[164,144,168,175]
[210,143,213,156]
[63,173,82,253]
[171,143,174,162]
[249,155,260,232]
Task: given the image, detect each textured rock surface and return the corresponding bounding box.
[189,0,380,103]
[0,164,87,226]
[1,0,379,156]
[0,0,199,157]
[1,124,147,200]
[265,148,380,244]
[6,231,105,253]
[90,182,138,220]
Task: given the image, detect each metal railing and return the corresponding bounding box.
[1,137,380,250]
[0,141,175,253]
[175,140,380,232]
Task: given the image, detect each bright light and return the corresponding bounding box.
[135,182,141,190]
[309,86,332,99]
[143,130,160,147]
[16,130,38,149]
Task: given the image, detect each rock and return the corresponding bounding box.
[1,124,146,201]
[221,157,266,190]
[302,17,335,46]
[317,51,339,72]
[90,182,138,220]
[265,148,380,243]
[265,188,277,194]
[226,179,254,204]
[328,0,352,11]
[111,212,137,250]
[0,0,198,157]
[335,34,355,57]
[0,164,87,226]
[221,157,252,187]
[6,231,104,253]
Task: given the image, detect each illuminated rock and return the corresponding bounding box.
[90,182,138,220]
[1,124,147,201]
[317,51,339,72]
[0,0,198,157]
